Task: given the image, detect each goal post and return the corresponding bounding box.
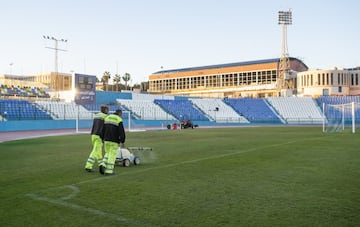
[122,110,147,132]
[75,107,145,133]
[123,110,132,132]
[323,102,358,133]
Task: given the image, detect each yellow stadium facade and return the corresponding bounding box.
[148,57,308,98]
[297,67,360,97]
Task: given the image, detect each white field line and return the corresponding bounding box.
[26,185,158,226]
[26,136,329,225]
[27,192,134,224]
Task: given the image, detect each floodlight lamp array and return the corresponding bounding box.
[278,10,292,25]
[43,35,67,42]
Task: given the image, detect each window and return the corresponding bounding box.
[323,89,329,96]
[233,73,238,86]
[330,73,333,85]
[326,73,329,85]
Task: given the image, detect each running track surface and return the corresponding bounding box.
[0,127,165,143]
[0,129,91,143]
[0,126,216,143]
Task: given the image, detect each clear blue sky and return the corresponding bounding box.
[0,0,359,84]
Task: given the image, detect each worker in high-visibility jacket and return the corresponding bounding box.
[99,109,126,175]
[85,105,109,172]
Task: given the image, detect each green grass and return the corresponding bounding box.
[1,127,360,226]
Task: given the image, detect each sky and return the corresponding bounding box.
[0,0,359,85]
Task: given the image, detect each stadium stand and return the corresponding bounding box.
[131,92,174,101]
[4,90,360,132]
[0,99,52,120]
[224,98,282,124]
[190,98,249,123]
[84,104,130,119]
[154,99,209,121]
[35,101,93,120]
[117,99,176,120]
[0,84,50,98]
[266,97,323,124]
[316,96,360,105]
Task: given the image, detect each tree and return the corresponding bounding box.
[122,73,131,90]
[113,74,121,91]
[101,71,111,91]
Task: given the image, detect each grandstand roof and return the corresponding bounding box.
[153,57,306,74]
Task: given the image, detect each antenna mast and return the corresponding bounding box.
[43,35,68,98]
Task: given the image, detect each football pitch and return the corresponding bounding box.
[1,127,359,226]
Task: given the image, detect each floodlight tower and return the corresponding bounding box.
[43,35,67,94]
[277,10,292,96]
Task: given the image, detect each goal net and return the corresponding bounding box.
[75,108,146,133]
[105,110,147,132]
[322,102,360,133]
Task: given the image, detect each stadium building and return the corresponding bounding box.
[297,67,360,97]
[2,59,360,132]
[148,57,308,98]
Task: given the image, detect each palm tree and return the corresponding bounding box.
[113,74,121,91]
[122,73,131,90]
[101,71,111,91]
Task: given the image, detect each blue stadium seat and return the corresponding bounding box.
[154,99,209,121]
[224,98,282,123]
[0,84,50,98]
[0,100,52,120]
